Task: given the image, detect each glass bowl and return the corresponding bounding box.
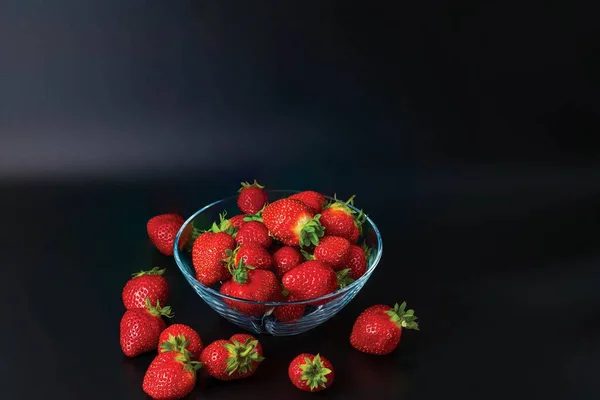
[173,190,383,336]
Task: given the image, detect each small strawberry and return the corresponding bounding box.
[120,299,173,357]
[288,353,334,392]
[272,246,303,278]
[350,302,419,355]
[282,260,337,301]
[229,214,247,229]
[237,180,268,214]
[236,220,272,248]
[122,267,169,310]
[274,290,305,322]
[159,324,204,359]
[200,334,264,380]
[147,214,185,256]
[142,350,202,400]
[288,191,327,214]
[226,243,273,271]
[192,214,237,286]
[220,263,279,316]
[344,243,371,280]
[261,198,325,247]
[320,196,366,244]
[311,235,352,269]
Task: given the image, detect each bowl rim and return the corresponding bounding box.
[173,189,383,306]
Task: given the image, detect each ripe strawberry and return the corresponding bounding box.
[262,198,324,247]
[236,221,272,248]
[312,235,352,269]
[344,243,371,280]
[288,191,327,214]
[229,214,247,229]
[274,290,305,322]
[120,299,173,357]
[320,196,366,244]
[147,214,185,256]
[237,180,268,214]
[122,267,169,310]
[142,350,201,400]
[350,302,419,355]
[288,353,334,392]
[192,214,236,286]
[272,246,303,278]
[226,243,273,270]
[158,324,204,359]
[282,260,337,301]
[220,264,279,316]
[200,334,264,380]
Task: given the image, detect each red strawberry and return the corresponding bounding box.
[272,246,303,278]
[158,324,204,359]
[120,299,173,357]
[312,235,352,269]
[229,214,247,229]
[320,196,366,244]
[226,243,273,270]
[122,267,169,310]
[288,353,334,392]
[147,214,185,256]
[274,290,305,322]
[199,334,264,380]
[282,261,337,301]
[237,180,268,214]
[262,198,324,247]
[350,302,419,355]
[220,264,279,316]
[142,350,201,400]
[192,214,236,286]
[344,243,371,280]
[288,191,327,214]
[236,221,272,248]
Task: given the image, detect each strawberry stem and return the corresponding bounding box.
[228,258,255,284]
[132,267,165,278]
[386,302,419,330]
[223,338,265,375]
[299,354,332,391]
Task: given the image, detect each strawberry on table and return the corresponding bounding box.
[142,349,201,400]
[288,191,327,214]
[237,180,268,215]
[122,267,169,310]
[288,353,334,392]
[272,246,303,278]
[226,243,273,271]
[120,299,173,357]
[350,301,419,355]
[261,198,325,247]
[310,235,352,269]
[192,213,237,286]
[320,195,366,244]
[220,262,279,316]
[282,260,337,301]
[235,220,272,248]
[200,334,264,380]
[147,214,185,256]
[344,243,371,279]
[274,290,305,322]
[158,324,204,359]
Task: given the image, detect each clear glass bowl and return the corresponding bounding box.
[173,190,383,336]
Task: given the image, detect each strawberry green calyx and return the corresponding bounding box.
[174,350,203,372]
[299,354,333,391]
[209,212,237,236]
[336,268,354,288]
[299,214,325,247]
[354,208,367,234]
[145,298,174,318]
[300,249,315,260]
[227,258,255,284]
[326,194,356,212]
[238,179,265,193]
[160,333,191,355]
[386,302,419,331]
[360,242,373,261]
[242,204,266,222]
[132,266,165,278]
[223,338,265,375]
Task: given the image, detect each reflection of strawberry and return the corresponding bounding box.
[142,350,201,399]
[122,267,168,310]
[272,246,303,278]
[236,221,272,248]
[192,214,236,286]
[120,299,173,357]
[237,180,268,214]
[262,199,324,247]
[289,191,327,214]
[274,290,305,322]
[344,243,371,279]
[200,334,264,380]
[312,236,351,269]
[158,324,203,359]
[288,353,334,392]
[350,302,419,355]
[147,214,185,255]
[226,243,273,270]
[320,196,365,244]
[282,261,337,301]
[220,263,279,316]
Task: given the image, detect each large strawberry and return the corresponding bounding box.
[237,180,268,214]
[308,235,352,269]
[235,220,272,248]
[320,196,366,244]
[288,353,334,392]
[272,246,303,278]
[200,334,264,380]
[288,191,327,214]
[142,350,201,400]
[192,214,236,286]
[120,299,173,357]
[344,243,371,280]
[274,290,305,322]
[147,214,185,256]
[350,302,419,355]
[220,263,279,316]
[282,260,337,301]
[226,243,273,271]
[158,324,204,359]
[261,198,324,247]
[122,267,169,310]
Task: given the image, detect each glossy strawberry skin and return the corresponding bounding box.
[220,269,279,316]
[320,208,357,242]
[158,324,204,359]
[120,309,166,357]
[122,272,168,310]
[288,191,327,214]
[238,187,268,215]
[282,261,337,302]
[314,236,352,268]
[288,353,335,392]
[345,245,368,279]
[229,214,247,229]
[350,305,401,355]
[200,334,263,380]
[272,246,303,278]
[192,231,236,286]
[236,221,272,248]
[262,199,315,246]
[142,352,197,400]
[147,214,185,256]
[235,243,273,270]
[274,292,305,322]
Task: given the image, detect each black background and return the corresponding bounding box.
[1,1,599,399]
